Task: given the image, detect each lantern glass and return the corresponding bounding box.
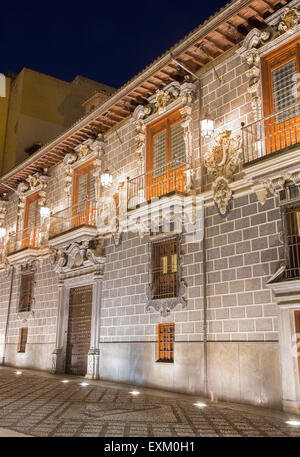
[0,227,6,238]
[201,118,214,138]
[101,170,113,188]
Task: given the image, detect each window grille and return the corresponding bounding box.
[153,131,167,178]
[152,237,178,299]
[17,327,28,353]
[272,59,300,123]
[19,273,34,312]
[157,323,175,362]
[170,123,185,168]
[284,205,300,280]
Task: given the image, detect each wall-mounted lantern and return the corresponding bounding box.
[201,114,214,138]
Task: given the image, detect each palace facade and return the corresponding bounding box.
[1,0,300,415]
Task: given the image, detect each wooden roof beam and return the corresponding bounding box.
[184,50,206,66]
[247,5,266,21]
[204,36,227,52]
[214,28,236,45]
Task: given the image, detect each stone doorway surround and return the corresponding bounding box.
[267,278,300,414]
[51,240,105,379]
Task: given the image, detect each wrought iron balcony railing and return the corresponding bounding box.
[283,204,300,281]
[49,199,97,239]
[127,160,190,210]
[6,226,42,255]
[242,102,300,164]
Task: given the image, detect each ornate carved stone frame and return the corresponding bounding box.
[146,234,187,317]
[51,242,105,379]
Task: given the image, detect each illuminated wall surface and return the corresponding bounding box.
[0,1,300,416]
[0,68,114,175]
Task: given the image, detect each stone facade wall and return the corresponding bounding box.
[0,44,286,408]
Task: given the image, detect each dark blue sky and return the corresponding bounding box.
[1,0,228,89]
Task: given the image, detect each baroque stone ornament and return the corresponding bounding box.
[204,130,242,215]
[146,236,187,317]
[16,171,50,227]
[52,240,105,274]
[278,7,300,34]
[63,152,77,199]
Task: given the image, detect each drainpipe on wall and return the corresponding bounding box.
[198,82,208,396]
[170,54,209,396]
[1,265,14,365]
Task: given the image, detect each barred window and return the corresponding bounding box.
[19,273,34,312]
[285,205,300,279]
[170,123,185,168]
[17,327,28,353]
[272,59,300,123]
[152,238,178,299]
[157,323,174,363]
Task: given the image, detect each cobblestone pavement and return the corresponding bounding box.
[0,366,300,437]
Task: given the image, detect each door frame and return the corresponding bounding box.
[52,271,103,379]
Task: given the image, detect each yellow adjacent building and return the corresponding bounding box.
[0,68,114,175]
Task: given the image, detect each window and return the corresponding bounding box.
[284,204,300,279]
[72,160,96,227]
[19,273,34,312]
[152,237,178,299]
[17,327,28,353]
[146,109,186,199]
[23,192,40,248]
[157,323,175,363]
[261,37,300,154]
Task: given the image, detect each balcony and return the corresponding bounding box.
[49,199,98,248]
[127,160,191,210]
[242,103,300,165]
[6,227,49,262]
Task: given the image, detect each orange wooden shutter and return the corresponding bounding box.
[262,38,300,155]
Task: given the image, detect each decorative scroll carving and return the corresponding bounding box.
[204,130,242,215]
[278,7,300,34]
[75,138,94,160]
[52,240,105,274]
[0,196,8,227]
[63,153,77,199]
[146,280,187,317]
[16,171,50,224]
[251,171,300,205]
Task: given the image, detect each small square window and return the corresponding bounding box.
[157,323,175,363]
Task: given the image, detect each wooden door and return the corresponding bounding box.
[66,285,93,376]
[22,193,40,249]
[262,38,300,155]
[146,109,186,199]
[72,160,96,228]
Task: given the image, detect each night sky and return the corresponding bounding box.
[2,0,228,89]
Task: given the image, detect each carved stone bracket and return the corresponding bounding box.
[63,152,77,199]
[204,130,242,215]
[251,170,300,205]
